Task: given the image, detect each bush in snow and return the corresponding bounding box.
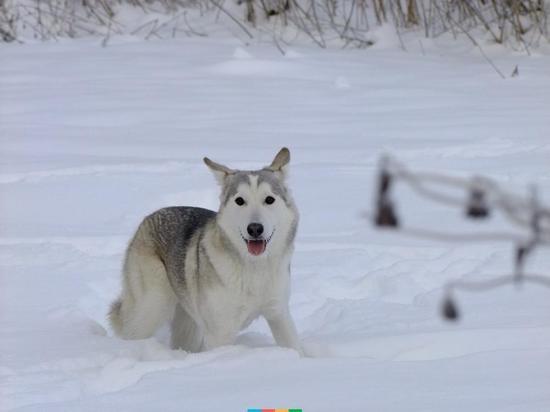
[1,0,549,48]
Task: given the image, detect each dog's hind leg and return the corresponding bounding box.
[109,235,176,339]
[170,304,203,352]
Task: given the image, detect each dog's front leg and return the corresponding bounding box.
[265,308,303,356]
[201,327,238,351]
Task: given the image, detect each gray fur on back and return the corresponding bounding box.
[143,206,216,287]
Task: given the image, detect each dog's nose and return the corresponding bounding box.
[247,223,264,238]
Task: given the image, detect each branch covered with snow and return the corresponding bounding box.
[372,155,550,321]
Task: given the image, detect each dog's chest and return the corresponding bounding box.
[202,263,286,330]
[227,265,281,311]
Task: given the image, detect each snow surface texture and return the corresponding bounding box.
[1,36,550,411]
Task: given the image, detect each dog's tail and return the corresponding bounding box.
[108,298,124,336]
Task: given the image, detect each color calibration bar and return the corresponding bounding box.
[248,409,302,412]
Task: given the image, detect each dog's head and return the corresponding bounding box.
[204,148,298,258]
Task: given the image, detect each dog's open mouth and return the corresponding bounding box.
[241,230,274,256]
[246,239,267,256]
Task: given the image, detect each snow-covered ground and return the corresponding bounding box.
[1,35,550,411]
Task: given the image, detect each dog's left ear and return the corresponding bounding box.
[203,157,235,185]
[266,147,290,179]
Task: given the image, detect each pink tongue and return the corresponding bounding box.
[247,240,266,256]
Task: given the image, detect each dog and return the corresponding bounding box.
[109,148,302,354]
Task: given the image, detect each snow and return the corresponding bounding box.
[1,35,550,411]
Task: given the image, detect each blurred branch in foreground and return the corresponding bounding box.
[371,155,550,321]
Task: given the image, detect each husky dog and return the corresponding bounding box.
[109,148,302,354]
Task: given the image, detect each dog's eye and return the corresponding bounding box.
[265,196,275,205]
[235,197,245,206]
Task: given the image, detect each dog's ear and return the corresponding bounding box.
[203,157,235,185]
[266,147,290,179]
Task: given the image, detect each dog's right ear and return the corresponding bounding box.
[203,157,235,185]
